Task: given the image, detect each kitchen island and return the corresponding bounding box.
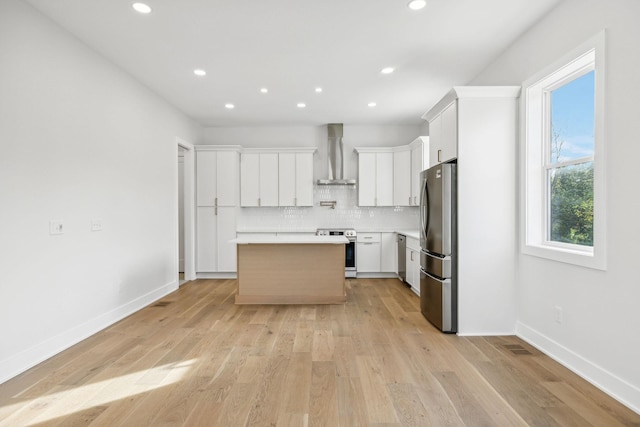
[234,234,348,304]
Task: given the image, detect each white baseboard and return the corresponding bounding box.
[516,321,640,415]
[0,280,178,385]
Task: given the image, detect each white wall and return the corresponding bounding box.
[471,0,640,412]
[0,0,203,383]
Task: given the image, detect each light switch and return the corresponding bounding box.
[49,220,64,235]
[91,218,103,232]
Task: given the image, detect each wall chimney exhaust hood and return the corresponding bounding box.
[317,123,356,185]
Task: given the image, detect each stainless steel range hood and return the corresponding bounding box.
[317,123,356,185]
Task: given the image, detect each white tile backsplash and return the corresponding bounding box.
[237,185,419,232]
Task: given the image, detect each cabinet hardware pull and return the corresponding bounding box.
[411,251,414,261]
[215,197,218,207]
[437,149,441,163]
[258,198,261,207]
[215,207,218,216]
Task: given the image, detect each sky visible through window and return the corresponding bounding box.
[550,70,595,162]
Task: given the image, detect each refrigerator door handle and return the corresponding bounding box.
[420,178,428,245]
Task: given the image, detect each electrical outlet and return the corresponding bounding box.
[49,220,64,235]
[554,306,563,324]
[91,218,103,231]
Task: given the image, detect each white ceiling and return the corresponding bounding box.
[24,0,560,127]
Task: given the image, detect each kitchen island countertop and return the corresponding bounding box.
[234,235,348,245]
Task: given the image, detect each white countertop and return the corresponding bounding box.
[234,235,349,245]
[396,230,420,240]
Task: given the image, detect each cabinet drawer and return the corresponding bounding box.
[357,232,381,243]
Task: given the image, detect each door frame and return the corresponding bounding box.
[177,138,196,283]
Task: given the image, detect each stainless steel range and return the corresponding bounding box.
[316,228,357,277]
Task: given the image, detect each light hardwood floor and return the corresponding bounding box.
[1,279,638,426]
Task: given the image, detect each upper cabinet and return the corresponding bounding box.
[410,137,429,206]
[393,148,411,206]
[241,152,278,207]
[241,148,316,207]
[356,138,428,207]
[196,147,240,207]
[425,101,457,167]
[356,150,393,207]
[278,152,314,207]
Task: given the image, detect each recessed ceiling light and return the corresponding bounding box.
[193,69,206,77]
[225,103,235,109]
[381,67,395,74]
[297,103,306,108]
[260,88,268,93]
[408,0,427,10]
[315,87,323,93]
[368,102,377,107]
[132,2,152,14]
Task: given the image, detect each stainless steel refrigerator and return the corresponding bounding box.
[419,162,457,333]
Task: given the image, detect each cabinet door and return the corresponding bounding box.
[217,207,237,272]
[376,152,394,206]
[278,153,296,206]
[380,232,398,273]
[358,152,377,206]
[196,151,216,206]
[393,150,411,206]
[405,248,414,288]
[216,151,238,206]
[357,242,381,273]
[259,153,279,207]
[196,207,217,272]
[295,153,314,206]
[429,114,442,167]
[440,101,458,163]
[240,153,260,207]
[410,142,426,206]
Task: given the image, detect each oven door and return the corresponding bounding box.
[345,240,356,276]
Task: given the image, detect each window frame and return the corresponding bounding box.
[521,32,606,270]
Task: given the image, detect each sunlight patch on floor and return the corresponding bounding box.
[0,359,197,426]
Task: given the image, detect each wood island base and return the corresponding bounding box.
[235,242,346,305]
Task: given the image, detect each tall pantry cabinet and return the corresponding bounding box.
[422,86,520,335]
[195,146,241,273]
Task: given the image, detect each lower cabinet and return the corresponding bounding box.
[196,206,237,272]
[356,234,381,273]
[356,232,397,274]
[406,237,421,294]
[380,232,397,273]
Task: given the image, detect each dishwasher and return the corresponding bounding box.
[397,234,407,283]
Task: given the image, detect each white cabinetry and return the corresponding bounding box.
[195,146,241,273]
[406,236,421,295]
[380,232,398,273]
[422,86,520,334]
[393,148,411,206]
[355,150,393,207]
[241,148,316,207]
[278,152,314,207]
[426,101,457,167]
[410,137,429,206]
[241,152,278,207]
[356,232,381,273]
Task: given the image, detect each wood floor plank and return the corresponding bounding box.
[1,278,638,427]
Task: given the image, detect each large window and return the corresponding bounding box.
[522,33,606,269]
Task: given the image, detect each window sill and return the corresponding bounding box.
[522,243,606,271]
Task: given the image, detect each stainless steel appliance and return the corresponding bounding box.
[397,234,406,282]
[420,162,457,333]
[316,228,357,277]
